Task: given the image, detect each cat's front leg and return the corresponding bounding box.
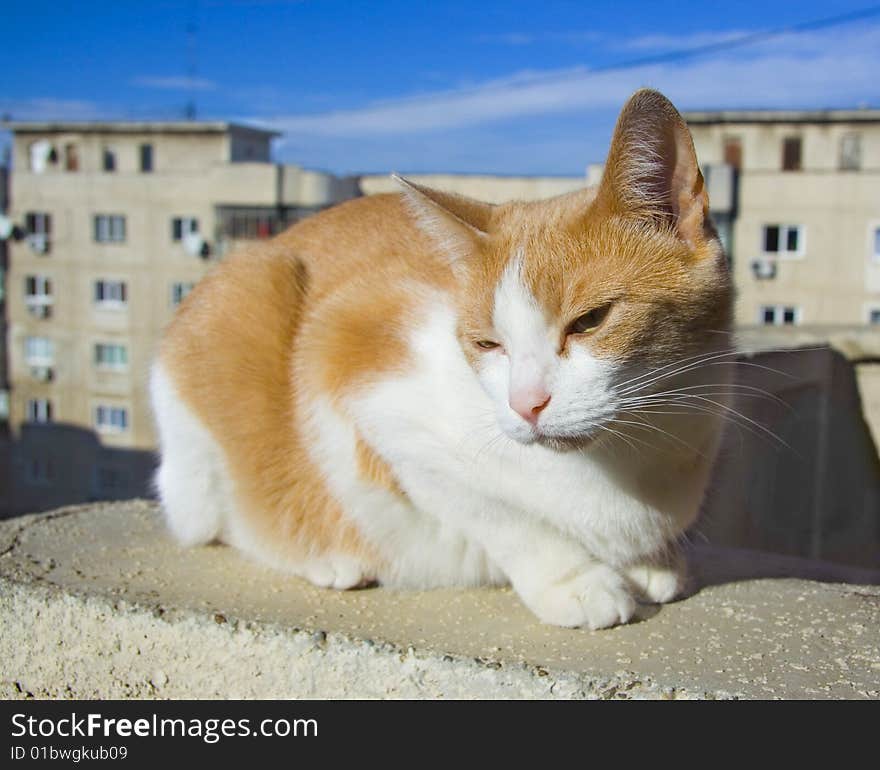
[473,517,637,629]
[624,549,686,605]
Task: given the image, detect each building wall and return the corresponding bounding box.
[688,119,880,327]
[5,126,356,461]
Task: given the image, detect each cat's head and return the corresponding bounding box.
[397,89,733,448]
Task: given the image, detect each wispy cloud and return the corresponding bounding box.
[0,97,108,121]
[261,24,880,140]
[132,75,217,91]
[619,30,753,51]
[474,31,602,46]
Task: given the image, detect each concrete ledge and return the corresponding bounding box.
[1,501,878,700]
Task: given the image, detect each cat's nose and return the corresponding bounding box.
[509,388,551,425]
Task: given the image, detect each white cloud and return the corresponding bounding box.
[0,97,107,121]
[619,30,754,51]
[132,76,217,91]
[261,24,880,140]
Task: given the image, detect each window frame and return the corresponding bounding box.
[94,342,129,371]
[24,336,54,365]
[761,224,805,259]
[759,304,802,326]
[171,217,199,243]
[139,143,153,173]
[93,214,127,244]
[26,398,53,424]
[93,279,128,309]
[170,281,195,307]
[94,404,129,434]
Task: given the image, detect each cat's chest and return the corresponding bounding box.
[348,305,605,514]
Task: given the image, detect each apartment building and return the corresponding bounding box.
[2,121,358,513]
[684,109,880,329]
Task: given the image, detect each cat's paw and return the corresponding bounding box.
[300,555,374,590]
[525,564,636,630]
[625,559,685,604]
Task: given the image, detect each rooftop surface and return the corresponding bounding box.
[683,108,880,124]
[2,121,280,137]
[2,500,878,699]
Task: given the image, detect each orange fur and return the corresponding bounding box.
[157,88,732,571]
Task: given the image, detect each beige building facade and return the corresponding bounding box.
[2,121,357,511]
[684,109,880,328]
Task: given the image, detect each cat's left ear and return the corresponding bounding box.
[393,174,493,265]
[595,89,711,249]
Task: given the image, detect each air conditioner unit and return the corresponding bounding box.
[28,233,49,254]
[750,259,777,280]
[29,366,54,382]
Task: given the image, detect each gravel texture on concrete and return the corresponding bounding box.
[1,500,878,700]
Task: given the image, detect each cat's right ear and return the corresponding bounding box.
[595,89,712,250]
[393,174,493,267]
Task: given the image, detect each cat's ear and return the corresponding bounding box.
[596,89,710,248]
[393,174,493,264]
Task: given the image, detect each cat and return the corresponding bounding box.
[151,88,732,630]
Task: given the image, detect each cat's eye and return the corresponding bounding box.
[568,304,612,335]
[475,340,500,350]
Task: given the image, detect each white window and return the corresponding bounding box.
[25,212,52,236]
[94,214,126,243]
[762,225,804,257]
[95,343,128,369]
[95,405,128,433]
[840,133,861,171]
[170,281,195,307]
[94,280,127,307]
[760,305,801,326]
[171,217,199,242]
[26,398,53,423]
[24,275,53,318]
[25,336,54,365]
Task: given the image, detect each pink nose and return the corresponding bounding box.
[509,388,551,425]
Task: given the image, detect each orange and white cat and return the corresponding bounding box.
[151,89,732,629]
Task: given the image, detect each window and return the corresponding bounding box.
[64,143,79,172]
[94,466,129,494]
[760,305,800,326]
[869,308,880,325]
[872,226,880,262]
[25,336,53,364]
[102,147,116,172]
[171,281,195,307]
[94,280,128,307]
[95,343,128,369]
[25,212,52,236]
[217,206,301,240]
[26,398,53,423]
[782,137,802,171]
[139,143,153,173]
[171,217,199,242]
[723,137,742,170]
[24,275,53,317]
[94,214,126,243]
[762,224,804,257]
[840,133,861,171]
[28,139,56,172]
[95,405,128,433]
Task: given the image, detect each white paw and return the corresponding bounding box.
[301,555,373,590]
[625,560,684,604]
[525,564,637,630]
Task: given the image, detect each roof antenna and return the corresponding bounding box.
[184,1,198,120]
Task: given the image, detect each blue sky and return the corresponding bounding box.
[2,0,879,174]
